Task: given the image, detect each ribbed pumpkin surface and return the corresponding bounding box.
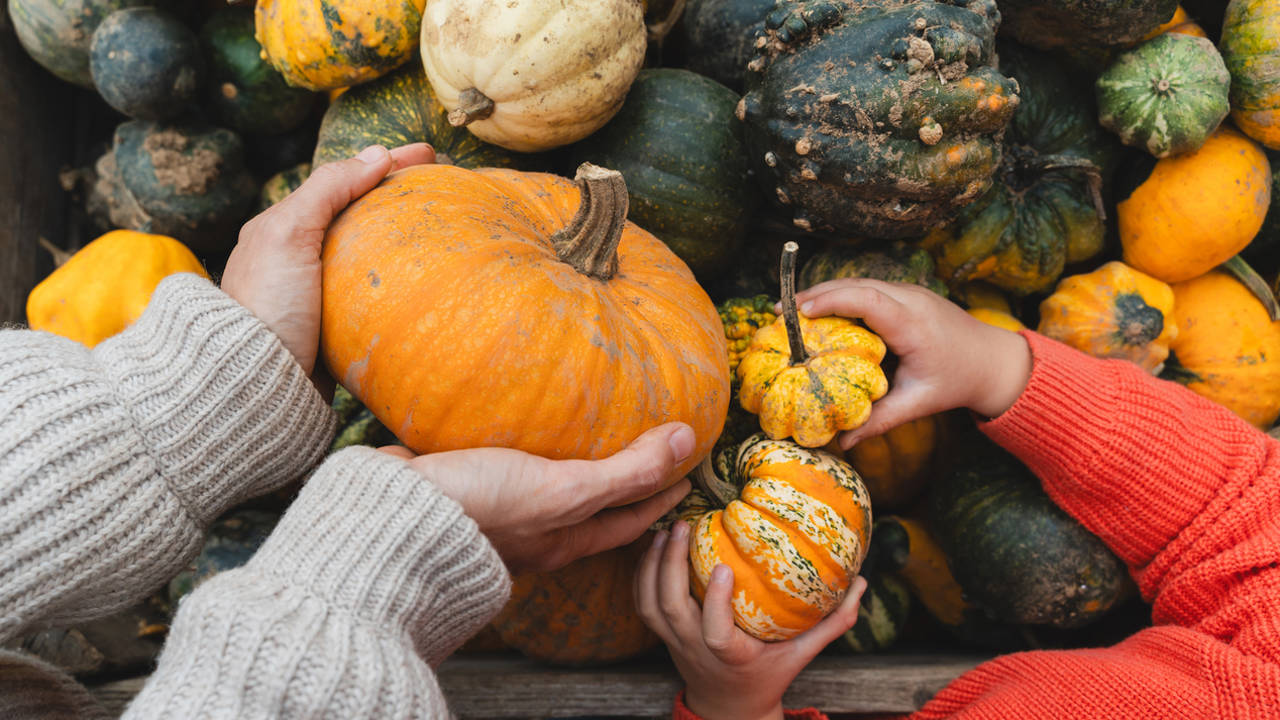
[1221,0,1280,149]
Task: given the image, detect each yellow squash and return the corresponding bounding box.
[967,308,1026,332]
[687,434,873,641]
[1038,261,1177,372]
[26,230,208,347]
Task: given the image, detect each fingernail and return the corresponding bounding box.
[711,564,732,585]
[668,425,695,463]
[840,433,860,451]
[356,145,387,164]
[772,301,783,313]
[854,576,868,595]
[652,530,669,550]
[800,301,814,315]
[672,521,688,540]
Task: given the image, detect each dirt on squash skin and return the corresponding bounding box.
[89,150,153,232]
[142,129,223,196]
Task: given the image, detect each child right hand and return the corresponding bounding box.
[794,279,1033,450]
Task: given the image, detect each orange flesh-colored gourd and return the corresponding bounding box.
[1167,270,1280,428]
[688,436,872,641]
[846,415,939,510]
[320,163,728,479]
[967,307,1026,332]
[1119,127,1272,284]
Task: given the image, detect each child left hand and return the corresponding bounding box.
[635,520,868,720]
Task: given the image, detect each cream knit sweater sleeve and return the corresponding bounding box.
[0,273,336,641]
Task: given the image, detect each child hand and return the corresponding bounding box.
[795,279,1032,449]
[635,520,867,720]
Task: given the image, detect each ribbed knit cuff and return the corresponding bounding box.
[247,447,512,665]
[980,331,1238,570]
[94,274,337,525]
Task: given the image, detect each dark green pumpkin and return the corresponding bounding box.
[7,0,152,88]
[1096,33,1230,158]
[929,443,1128,629]
[87,120,257,256]
[257,162,310,211]
[839,572,911,654]
[998,0,1178,50]
[800,242,948,296]
[738,0,1018,239]
[925,43,1116,295]
[200,7,317,136]
[89,8,202,120]
[312,62,520,169]
[167,510,279,605]
[677,0,774,92]
[568,69,752,282]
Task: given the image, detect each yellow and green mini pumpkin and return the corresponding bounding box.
[685,433,873,641]
[255,0,425,91]
[737,243,889,448]
[1220,0,1280,150]
[719,295,777,375]
[1037,261,1177,372]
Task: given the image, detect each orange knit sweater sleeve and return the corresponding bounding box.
[675,331,1280,720]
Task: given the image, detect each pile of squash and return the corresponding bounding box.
[16,0,1280,669]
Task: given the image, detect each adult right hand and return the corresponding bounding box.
[381,423,696,575]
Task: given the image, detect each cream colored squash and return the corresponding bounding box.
[419,0,646,152]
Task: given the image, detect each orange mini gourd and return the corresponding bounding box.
[320,163,729,479]
[685,433,873,641]
[1037,261,1177,372]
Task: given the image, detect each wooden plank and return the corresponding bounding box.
[90,654,986,718]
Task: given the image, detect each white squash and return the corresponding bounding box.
[419,0,647,152]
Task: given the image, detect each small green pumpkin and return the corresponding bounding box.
[88,120,257,256]
[800,242,948,297]
[1220,0,1280,150]
[568,69,753,282]
[929,442,1128,629]
[312,62,521,169]
[257,163,311,212]
[7,0,152,88]
[839,572,911,654]
[89,8,203,121]
[925,43,1116,295]
[1096,33,1230,158]
[200,7,317,136]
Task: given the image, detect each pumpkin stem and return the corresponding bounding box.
[780,241,810,366]
[1023,154,1107,223]
[552,163,629,280]
[1222,254,1280,322]
[447,88,496,127]
[645,0,687,42]
[38,237,73,268]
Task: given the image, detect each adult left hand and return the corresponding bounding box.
[380,423,697,575]
[221,143,436,382]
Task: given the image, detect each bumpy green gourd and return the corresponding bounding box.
[800,242,948,296]
[999,0,1178,49]
[1096,33,1230,158]
[737,0,1019,239]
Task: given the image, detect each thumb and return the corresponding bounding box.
[590,423,697,507]
[284,145,395,227]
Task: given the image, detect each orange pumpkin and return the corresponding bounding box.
[320,164,729,478]
[686,434,873,641]
[846,416,939,511]
[1140,6,1207,40]
[492,539,659,664]
[1037,261,1177,372]
[1165,269,1280,428]
[1119,127,1272,283]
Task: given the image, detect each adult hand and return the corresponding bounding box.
[221,143,435,381]
[381,423,697,575]
[635,520,868,720]
[792,279,1032,449]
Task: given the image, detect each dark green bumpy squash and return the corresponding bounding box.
[738,0,1019,239]
[89,7,202,120]
[677,0,775,92]
[930,443,1128,629]
[1096,33,1230,158]
[313,63,520,169]
[998,0,1178,50]
[839,571,911,654]
[257,162,311,212]
[8,0,152,88]
[925,44,1116,295]
[800,242,949,296]
[568,69,752,283]
[201,7,317,136]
